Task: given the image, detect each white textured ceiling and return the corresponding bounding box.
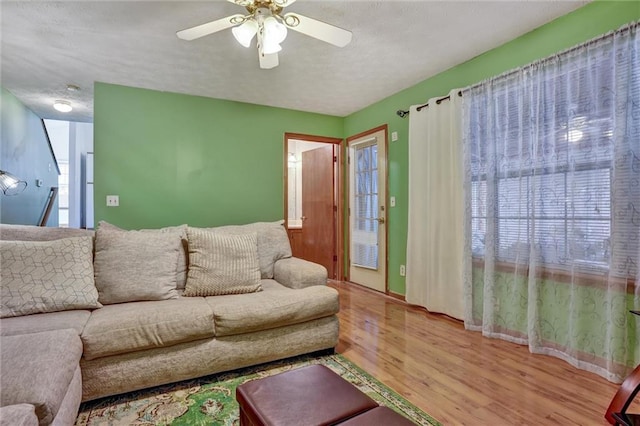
[1,0,589,122]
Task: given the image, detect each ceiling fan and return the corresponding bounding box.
[176,0,352,69]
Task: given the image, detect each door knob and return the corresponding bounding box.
[377,217,385,224]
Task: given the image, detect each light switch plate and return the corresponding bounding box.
[391,131,398,142]
[390,196,396,207]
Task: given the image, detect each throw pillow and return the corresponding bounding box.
[94,228,181,304]
[0,236,101,318]
[184,228,262,296]
[98,221,189,290]
[206,221,292,279]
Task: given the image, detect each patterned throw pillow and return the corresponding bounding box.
[94,228,181,304]
[0,236,101,318]
[184,228,262,296]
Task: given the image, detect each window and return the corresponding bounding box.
[472,172,611,272]
[468,52,625,274]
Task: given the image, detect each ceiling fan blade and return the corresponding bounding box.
[273,0,298,7]
[226,0,253,6]
[259,52,279,69]
[177,14,244,41]
[283,13,352,48]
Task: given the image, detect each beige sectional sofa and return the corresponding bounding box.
[0,221,340,425]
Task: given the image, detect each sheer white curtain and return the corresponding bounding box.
[462,23,639,382]
[406,89,464,320]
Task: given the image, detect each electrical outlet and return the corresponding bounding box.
[106,195,119,207]
[400,264,406,276]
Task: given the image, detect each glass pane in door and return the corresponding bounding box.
[352,143,379,269]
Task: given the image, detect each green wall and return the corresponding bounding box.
[344,1,640,295]
[0,88,59,226]
[94,83,343,229]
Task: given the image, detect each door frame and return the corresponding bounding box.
[345,124,389,293]
[284,133,344,280]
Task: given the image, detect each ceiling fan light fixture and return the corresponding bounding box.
[232,19,258,48]
[262,16,287,46]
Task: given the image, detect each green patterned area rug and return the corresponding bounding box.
[75,353,441,426]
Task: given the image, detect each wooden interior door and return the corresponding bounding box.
[301,145,335,278]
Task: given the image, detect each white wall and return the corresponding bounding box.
[44,120,69,226]
[43,119,93,228]
[287,139,329,227]
[46,120,69,162]
[69,122,93,228]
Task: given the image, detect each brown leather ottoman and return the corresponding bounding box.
[336,406,416,425]
[236,364,378,426]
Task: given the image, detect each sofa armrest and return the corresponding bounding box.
[273,257,328,289]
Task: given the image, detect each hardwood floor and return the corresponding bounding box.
[330,281,639,425]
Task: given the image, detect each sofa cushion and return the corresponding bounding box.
[0,404,39,426]
[184,228,262,297]
[98,221,189,290]
[94,228,181,304]
[205,282,339,336]
[0,237,100,318]
[206,221,292,279]
[0,329,83,425]
[81,297,215,360]
[0,310,91,336]
[79,316,340,402]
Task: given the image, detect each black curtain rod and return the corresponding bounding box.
[396,90,463,118]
